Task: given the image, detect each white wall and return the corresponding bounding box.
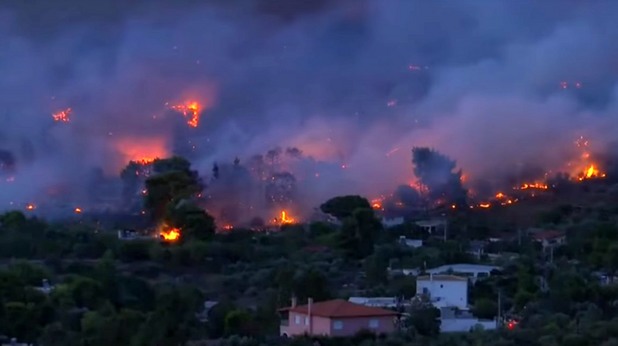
[440,318,497,333]
[416,279,468,309]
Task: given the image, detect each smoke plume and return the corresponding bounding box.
[1,0,618,218]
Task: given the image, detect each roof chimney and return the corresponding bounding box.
[291,296,297,308]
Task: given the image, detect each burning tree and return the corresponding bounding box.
[411,147,467,207]
[143,157,214,241]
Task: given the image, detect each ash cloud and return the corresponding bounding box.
[1,0,618,217]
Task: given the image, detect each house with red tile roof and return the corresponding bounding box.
[279,298,399,337]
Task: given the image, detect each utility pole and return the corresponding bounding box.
[442,213,448,241]
[497,290,502,327]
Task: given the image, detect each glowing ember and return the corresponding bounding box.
[517,183,548,190]
[385,147,400,157]
[371,199,384,210]
[169,101,202,128]
[52,108,72,122]
[135,158,157,165]
[74,207,82,214]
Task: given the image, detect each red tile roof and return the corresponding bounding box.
[282,299,399,318]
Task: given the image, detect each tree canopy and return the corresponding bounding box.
[143,157,203,221]
[320,195,372,220]
[411,147,467,207]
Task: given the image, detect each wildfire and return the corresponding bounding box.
[169,101,202,128]
[113,137,169,172]
[159,227,181,242]
[371,198,384,211]
[517,183,548,190]
[52,108,72,122]
[577,164,605,181]
[135,158,157,165]
[274,210,296,226]
[222,224,234,231]
[479,203,491,208]
[74,207,82,214]
[25,203,36,211]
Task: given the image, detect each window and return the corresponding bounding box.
[295,315,301,325]
[369,319,379,329]
[305,317,309,325]
[333,320,343,330]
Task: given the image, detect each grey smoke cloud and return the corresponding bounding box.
[1,0,617,213]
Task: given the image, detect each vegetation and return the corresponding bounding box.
[2,154,618,345]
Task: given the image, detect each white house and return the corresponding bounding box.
[415,220,446,235]
[426,264,500,283]
[398,236,423,248]
[382,217,405,228]
[439,307,497,333]
[416,275,468,310]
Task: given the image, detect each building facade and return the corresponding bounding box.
[416,275,468,309]
[280,299,398,337]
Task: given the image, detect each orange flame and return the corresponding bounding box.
[25,203,36,211]
[169,101,202,128]
[52,108,72,122]
[371,198,384,210]
[160,228,181,242]
[479,203,491,208]
[517,183,548,190]
[74,207,82,214]
[274,210,296,226]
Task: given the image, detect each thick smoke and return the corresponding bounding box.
[1,1,618,217]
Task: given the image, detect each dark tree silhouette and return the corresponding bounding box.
[411,147,467,207]
[320,195,372,220]
[143,157,203,221]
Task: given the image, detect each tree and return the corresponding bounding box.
[120,160,153,207]
[411,147,467,207]
[292,268,331,302]
[337,208,382,259]
[224,309,254,337]
[166,201,215,241]
[144,157,203,221]
[472,298,498,319]
[320,195,372,220]
[408,298,440,337]
[364,252,389,286]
